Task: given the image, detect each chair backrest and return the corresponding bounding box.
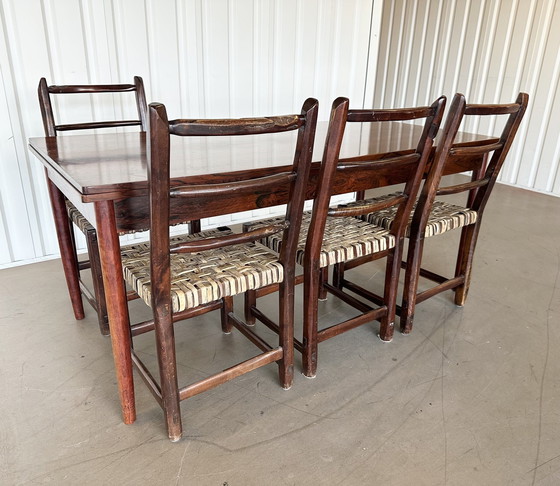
[147,99,319,308]
[304,96,446,265]
[38,76,148,136]
[410,92,529,235]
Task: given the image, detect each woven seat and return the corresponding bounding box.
[39,77,202,335]
[244,96,446,377]
[334,92,529,335]
[38,76,150,335]
[248,213,395,268]
[345,192,478,237]
[121,228,284,313]
[128,99,318,441]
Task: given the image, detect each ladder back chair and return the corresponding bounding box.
[119,99,318,441]
[244,96,446,377]
[336,92,528,334]
[38,77,201,335]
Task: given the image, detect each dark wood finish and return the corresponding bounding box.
[337,93,529,335]
[38,76,148,335]
[45,174,85,320]
[140,99,317,440]
[400,92,528,332]
[28,112,494,433]
[245,96,446,377]
[94,199,135,424]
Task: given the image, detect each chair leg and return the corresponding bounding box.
[190,219,201,234]
[378,248,402,342]
[318,267,328,300]
[277,277,295,389]
[86,228,110,335]
[453,223,480,306]
[155,313,183,441]
[244,290,257,325]
[302,266,320,378]
[400,234,426,334]
[221,296,233,333]
[46,178,85,320]
[332,262,344,289]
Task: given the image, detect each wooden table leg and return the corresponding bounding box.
[95,200,136,424]
[45,175,85,320]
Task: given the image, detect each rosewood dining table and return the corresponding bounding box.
[28,121,495,425]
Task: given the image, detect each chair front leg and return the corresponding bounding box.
[221,296,233,333]
[244,290,257,326]
[332,262,345,289]
[154,312,183,442]
[319,267,328,300]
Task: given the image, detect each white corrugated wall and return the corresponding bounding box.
[0,0,379,267]
[374,0,560,198]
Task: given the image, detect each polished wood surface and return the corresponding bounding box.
[38,76,148,336]
[28,119,497,428]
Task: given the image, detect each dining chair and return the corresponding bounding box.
[244,96,446,377]
[119,99,318,441]
[334,92,528,334]
[38,77,201,335]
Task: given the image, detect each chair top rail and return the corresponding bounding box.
[347,106,435,123]
[465,103,523,116]
[168,115,305,136]
[48,84,138,94]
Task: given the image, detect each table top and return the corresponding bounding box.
[29,121,495,202]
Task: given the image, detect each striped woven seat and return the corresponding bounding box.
[121,228,285,313]
[248,212,396,268]
[344,192,478,237]
[66,201,97,234]
[66,200,189,236]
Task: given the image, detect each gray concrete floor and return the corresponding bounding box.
[2,179,560,485]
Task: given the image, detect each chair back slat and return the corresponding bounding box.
[435,178,489,196]
[55,120,143,132]
[303,96,446,267]
[337,152,420,172]
[410,92,529,238]
[329,193,407,218]
[170,222,290,254]
[38,76,147,137]
[170,172,297,198]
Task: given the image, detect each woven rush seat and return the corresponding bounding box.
[247,212,396,268]
[344,192,478,237]
[121,228,285,313]
[66,201,139,235]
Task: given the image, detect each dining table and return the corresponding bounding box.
[28,120,495,426]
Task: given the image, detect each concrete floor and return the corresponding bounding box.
[1,179,560,485]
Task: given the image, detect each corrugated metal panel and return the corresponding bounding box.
[374,0,560,197]
[0,0,376,267]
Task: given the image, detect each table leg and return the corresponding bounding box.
[45,175,85,320]
[94,200,136,424]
